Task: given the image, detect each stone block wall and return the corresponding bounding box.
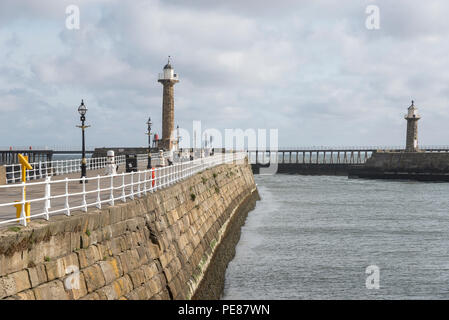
[365,151,449,172]
[0,161,258,300]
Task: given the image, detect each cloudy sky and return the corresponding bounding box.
[1,0,448,149]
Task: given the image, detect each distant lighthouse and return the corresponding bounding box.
[158,56,179,151]
[404,100,421,152]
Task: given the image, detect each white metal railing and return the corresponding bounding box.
[0,153,246,227]
[5,155,126,184]
[6,151,191,184]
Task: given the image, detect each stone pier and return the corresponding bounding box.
[0,161,259,300]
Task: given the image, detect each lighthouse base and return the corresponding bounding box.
[348,151,449,182]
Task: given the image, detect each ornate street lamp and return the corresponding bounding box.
[77,99,90,183]
[146,117,152,169]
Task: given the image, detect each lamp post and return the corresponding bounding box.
[146,117,152,169]
[77,99,90,183]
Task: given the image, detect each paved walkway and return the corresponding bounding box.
[0,161,163,227]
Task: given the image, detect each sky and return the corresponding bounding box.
[1,0,449,150]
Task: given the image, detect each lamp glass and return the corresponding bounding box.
[78,101,87,116]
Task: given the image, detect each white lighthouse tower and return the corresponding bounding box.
[404,100,421,152]
[158,56,179,151]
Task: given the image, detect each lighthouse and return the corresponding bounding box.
[158,56,179,151]
[404,100,421,152]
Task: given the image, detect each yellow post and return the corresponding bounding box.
[18,154,33,181]
[16,154,33,224]
[14,202,30,223]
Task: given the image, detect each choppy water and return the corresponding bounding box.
[222,174,449,300]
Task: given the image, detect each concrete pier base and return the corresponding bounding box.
[349,151,449,181]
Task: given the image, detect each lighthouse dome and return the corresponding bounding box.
[405,100,420,119]
[163,63,173,70]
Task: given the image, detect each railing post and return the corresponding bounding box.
[159,167,162,190]
[153,168,156,191]
[158,167,162,190]
[64,177,70,216]
[143,170,147,195]
[166,166,169,187]
[81,177,87,212]
[44,176,51,220]
[19,182,27,226]
[121,173,126,202]
[180,161,183,181]
[11,165,16,184]
[130,172,134,200]
[39,161,43,179]
[167,165,170,186]
[110,174,115,206]
[96,175,101,209]
[174,163,177,182]
[137,171,141,197]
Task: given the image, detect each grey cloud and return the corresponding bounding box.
[1,0,449,149]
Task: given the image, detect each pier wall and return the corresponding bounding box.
[349,152,449,181]
[0,161,259,300]
[364,152,449,171]
[251,163,361,175]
